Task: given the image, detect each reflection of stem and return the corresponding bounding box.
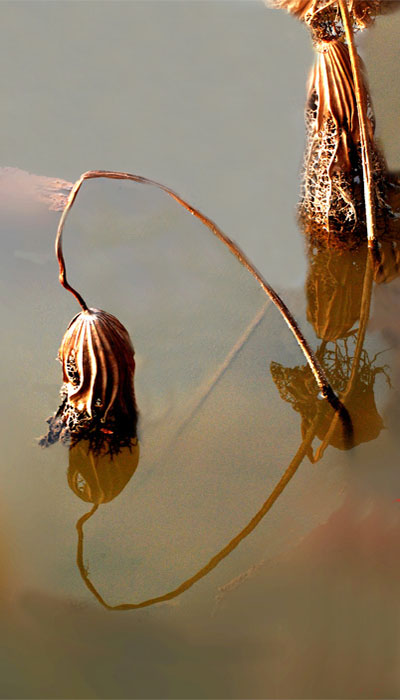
[172,301,269,443]
[56,170,343,412]
[76,405,325,611]
[338,0,377,248]
[313,251,374,461]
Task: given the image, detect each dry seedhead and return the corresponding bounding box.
[41,308,138,455]
[300,38,387,239]
[270,0,400,247]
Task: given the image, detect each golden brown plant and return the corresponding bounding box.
[300,38,386,237]
[269,0,400,247]
[41,308,138,455]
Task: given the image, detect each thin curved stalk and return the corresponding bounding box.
[76,402,326,611]
[338,0,378,249]
[56,170,348,418]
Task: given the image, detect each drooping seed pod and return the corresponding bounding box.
[269,0,398,247]
[41,308,138,455]
[300,39,387,236]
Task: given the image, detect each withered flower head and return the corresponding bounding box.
[41,308,138,454]
[300,39,387,234]
[60,308,136,420]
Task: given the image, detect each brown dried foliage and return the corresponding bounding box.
[299,39,387,238]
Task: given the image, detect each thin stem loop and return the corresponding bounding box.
[56,170,348,416]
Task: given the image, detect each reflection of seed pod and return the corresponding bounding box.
[306,243,367,340]
[271,339,386,452]
[68,439,140,504]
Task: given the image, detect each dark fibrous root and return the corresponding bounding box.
[39,386,138,457]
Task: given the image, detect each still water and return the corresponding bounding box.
[0,2,400,698]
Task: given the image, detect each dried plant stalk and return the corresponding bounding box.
[53,170,349,421]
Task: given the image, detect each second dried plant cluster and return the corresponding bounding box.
[272,0,400,247]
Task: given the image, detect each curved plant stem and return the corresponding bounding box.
[338,0,378,249]
[76,403,326,611]
[56,170,347,417]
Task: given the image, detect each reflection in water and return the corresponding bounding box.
[75,406,328,611]
[306,243,367,340]
[271,237,399,460]
[41,169,352,457]
[272,334,387,456]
